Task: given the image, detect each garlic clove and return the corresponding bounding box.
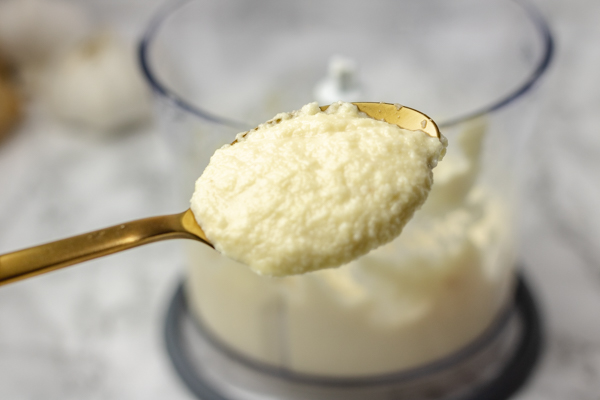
[41,33,152,134]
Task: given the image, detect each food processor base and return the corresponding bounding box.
[164,273,542,400]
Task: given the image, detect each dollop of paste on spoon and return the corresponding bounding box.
[191,102,446,277]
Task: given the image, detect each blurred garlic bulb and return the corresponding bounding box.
[0,0,89,67]
[42,33,152,133]
[0,75,22,142]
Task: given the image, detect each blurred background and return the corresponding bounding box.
[0,0,599,399]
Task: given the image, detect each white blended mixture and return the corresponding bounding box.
[186,111,515,377]
[190,102,446,277]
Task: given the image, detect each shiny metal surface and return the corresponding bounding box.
[322,103,441,140]
[0,209,210,286]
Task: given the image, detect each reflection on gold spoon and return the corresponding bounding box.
[0,103,440,286]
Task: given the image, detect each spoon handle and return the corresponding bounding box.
[0,211,209,286]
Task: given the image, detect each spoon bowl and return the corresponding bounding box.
[0,103,440,286]
[322,102,440,139]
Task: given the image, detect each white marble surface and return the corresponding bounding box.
[1,0,600,399]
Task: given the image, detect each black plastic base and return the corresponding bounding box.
[165,274,543,400]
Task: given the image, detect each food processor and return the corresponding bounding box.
[139,0,554,398]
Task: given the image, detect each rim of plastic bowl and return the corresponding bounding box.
[138,0,554,130]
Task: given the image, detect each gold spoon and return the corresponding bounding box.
[0,103,440,286]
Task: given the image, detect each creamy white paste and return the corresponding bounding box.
[190,102,446,276]
[185,114,515,376]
